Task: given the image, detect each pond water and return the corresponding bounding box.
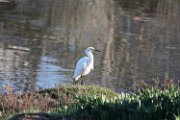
[0,0,180,93]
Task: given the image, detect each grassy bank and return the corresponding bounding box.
[0,85,118,119]
[0,85,180,120]
[55,87,180,120]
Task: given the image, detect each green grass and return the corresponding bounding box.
[0,85,118,119]
[1,85,180,120]
[40,84,118,99]
[176,115,180,120]
[54,87,180,120]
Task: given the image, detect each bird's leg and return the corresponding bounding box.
[81,76,84,85]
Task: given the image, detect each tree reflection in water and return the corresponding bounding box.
[0,0,180,92]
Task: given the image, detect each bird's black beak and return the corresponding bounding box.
[94,49,101,52]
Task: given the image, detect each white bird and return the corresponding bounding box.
[72,47,100,84]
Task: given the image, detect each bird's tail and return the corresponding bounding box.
[72,75,80,81]
[72,76,79,84]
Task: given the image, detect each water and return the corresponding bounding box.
[0,0,180,92]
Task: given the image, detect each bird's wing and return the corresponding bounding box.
[72,57,89,81]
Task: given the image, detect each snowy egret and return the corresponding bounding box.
[72,47,100,84]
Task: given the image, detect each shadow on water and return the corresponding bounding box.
[0,0,180,93]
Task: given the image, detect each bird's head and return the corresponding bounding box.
[85,47,100,53]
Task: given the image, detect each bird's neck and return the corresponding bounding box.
[86,51,94,69]
[86,51,93,59]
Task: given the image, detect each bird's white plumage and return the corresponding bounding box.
[73,57,91,81]
[72,47,96,82]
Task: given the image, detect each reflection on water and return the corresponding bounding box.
[0,0,180,92]
[36,56,72,90]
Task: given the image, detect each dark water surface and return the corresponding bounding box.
[0,0,180,92]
